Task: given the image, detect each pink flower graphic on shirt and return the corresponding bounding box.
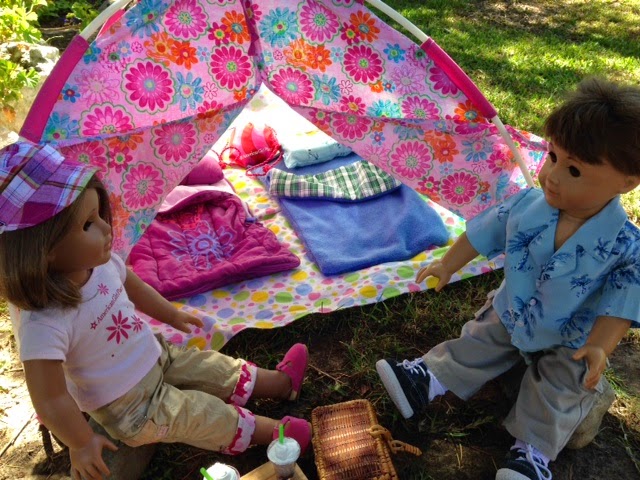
[132,315,144,332]
[97,283,109,295]
[106,310,131,344]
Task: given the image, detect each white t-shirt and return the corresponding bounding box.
[16,253,161,412]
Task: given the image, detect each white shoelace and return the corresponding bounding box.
[399,358,428,376]
[512,444,552,480]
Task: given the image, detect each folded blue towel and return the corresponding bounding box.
[265,154,450,276]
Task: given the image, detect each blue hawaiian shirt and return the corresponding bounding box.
[466,188,640,352]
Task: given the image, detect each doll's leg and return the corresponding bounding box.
[158,336,308,405]
[425,306,522,400]
[91,356,311,455]
[495,347,601,480]
[253,343,309,401]
[377,304,522,419]
[96,380,311,454]
[503,346,601,462]
[157,335,251,403]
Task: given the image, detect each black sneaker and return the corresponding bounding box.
[375,358,431,419]
[495,445,552,480]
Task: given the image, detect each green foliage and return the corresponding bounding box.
[0,0,45,44]
[38,0,100,30]
[0,1,43,99]
[0,0,100,116]
[69,1,100,30]
[0,0,46,115]
[0,58,40,105]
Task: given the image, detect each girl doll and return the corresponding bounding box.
[0,141,311,480]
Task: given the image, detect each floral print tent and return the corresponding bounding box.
[21,0,546,259]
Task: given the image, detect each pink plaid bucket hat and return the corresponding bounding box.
[0,140,98,233]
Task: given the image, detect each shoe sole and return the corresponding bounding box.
[375,360,415,419]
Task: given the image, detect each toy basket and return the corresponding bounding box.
[311,400,421,480]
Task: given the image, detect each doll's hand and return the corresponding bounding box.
[69,433,117,480]
[416,260,452,292]
[168,310,204,333]
[572,345,607,390]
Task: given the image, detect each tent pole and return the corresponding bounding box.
[80,0,133,39]
[491,116,536,187]
[365,0,428,43]
[365,0,535,188]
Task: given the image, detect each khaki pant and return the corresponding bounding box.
[90,335,254,452]
[424,295,602,460]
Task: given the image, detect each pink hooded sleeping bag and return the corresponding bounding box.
[128,185,300,300]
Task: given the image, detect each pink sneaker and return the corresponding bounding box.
[273,416,312,455]
[276,343,308,401]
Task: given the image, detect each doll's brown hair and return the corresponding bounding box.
[544,77,640,176]
[0,175,112,310]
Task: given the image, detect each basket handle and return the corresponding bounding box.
[369,425,422,457]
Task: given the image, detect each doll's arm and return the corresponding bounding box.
[23,359,117,480]
[416,232,480,291]
[123,268,203,333]
[572,315,631,389]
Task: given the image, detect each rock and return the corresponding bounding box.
[0,42,58,142]
[0,42,60,76]
[88,418,158,480]
[565,378,616,450]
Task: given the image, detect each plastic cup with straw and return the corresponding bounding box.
[201,463,240,480]
[267,423,300,479]
[201,467,215,480]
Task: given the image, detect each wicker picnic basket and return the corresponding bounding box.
[311,400,422,480]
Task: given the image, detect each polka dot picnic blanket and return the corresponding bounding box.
[145,87,504,350]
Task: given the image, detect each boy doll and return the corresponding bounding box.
[377,77,640,480]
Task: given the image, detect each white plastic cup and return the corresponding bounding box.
[203,462,241,480]
[267,437,300,479]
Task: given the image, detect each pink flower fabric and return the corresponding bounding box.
[122,163,165,209]
[124,62,174,112]
[210,45,253,90]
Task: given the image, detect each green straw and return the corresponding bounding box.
[279,423,285,444]
[200,467,215,480]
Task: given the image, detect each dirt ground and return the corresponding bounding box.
[1,308,639,480]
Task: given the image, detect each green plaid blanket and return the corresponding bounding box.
[269,161,401,200]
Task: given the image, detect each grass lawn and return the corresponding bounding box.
[0,1,639,479]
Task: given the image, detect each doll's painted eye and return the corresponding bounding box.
[569,166,581,177]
